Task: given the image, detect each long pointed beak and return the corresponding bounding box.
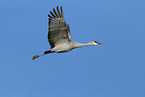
[98,42,104,45]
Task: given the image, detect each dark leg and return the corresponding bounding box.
[44,50,51,54]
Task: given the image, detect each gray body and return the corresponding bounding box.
[32,6,103,60]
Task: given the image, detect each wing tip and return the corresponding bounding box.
[48,6,64,18]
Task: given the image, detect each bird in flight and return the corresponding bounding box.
[32,6,103,60]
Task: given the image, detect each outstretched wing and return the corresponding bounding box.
[48,6,71,48]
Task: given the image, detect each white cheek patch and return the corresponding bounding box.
[94,42,98,45]
[93,42,98,45]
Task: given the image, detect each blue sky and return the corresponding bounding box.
[0,0,145,97]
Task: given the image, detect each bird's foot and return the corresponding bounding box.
[32,55,39,60]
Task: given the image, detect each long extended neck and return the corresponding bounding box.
[71,41,92,48]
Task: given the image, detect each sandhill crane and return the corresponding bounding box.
[32,6,103,60]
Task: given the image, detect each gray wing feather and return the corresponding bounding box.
[48,14,52,18]
[67,24,71,39]
[53,8,59,17]
[61,6,64,18]
[57,6,61,17]
[50,11,56,18]
[48,6,71,48]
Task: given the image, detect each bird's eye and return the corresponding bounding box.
[94,41,97,43]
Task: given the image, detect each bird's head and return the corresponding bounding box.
[92,41,104,45]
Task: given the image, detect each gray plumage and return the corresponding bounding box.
[32,6,103,60]
[48,6,70,48]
